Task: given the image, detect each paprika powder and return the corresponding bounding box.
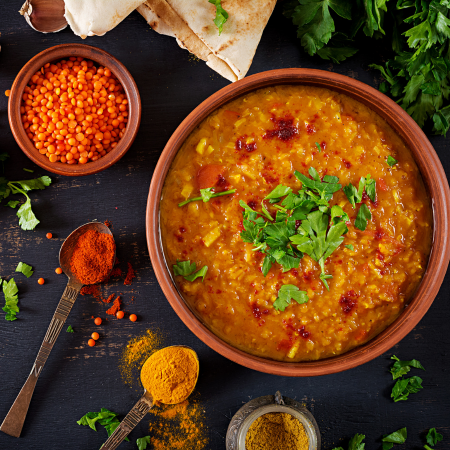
[70,230,115,285]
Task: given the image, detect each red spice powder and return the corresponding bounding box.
[80,285,101,299]
[124,262,136,285]
[106,296,121,315]
[104,293,115,304]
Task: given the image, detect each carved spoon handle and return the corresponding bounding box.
[0,281,81,438]
[101,392,154,450]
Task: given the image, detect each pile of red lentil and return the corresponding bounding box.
[21,56,128,164]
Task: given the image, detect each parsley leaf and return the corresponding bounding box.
[66,325,74,333]
[16,262,34,278]
[178,188,235,207]
[209,0,228,35]
[137,436,152,450]
[382,428,407,445]
[387,156,398,167]
[390,355,425,380]
[391,375,423,402]
[355,204,372,231]
[265,184,292,200]
[315,141,321,152]
[348,433,366,450]
[6,200,19,208]
[77,408,129,441]
[173,260,208,282]
[2,278,19,321]
[23,168,34,173]
[426,428,443,447]
[273,284,309,312]
[345,244,354,250]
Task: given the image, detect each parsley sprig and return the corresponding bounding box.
[382,428,407,450]
[178,188,236,207]
[173,260,208,282]
[389,355,425,402]
[137,436,152,450]
[15,262,33,278]
[0,154,52,231]
[332,433,366,450]
[240,167,349,291]
[77,408,130,442]
[343,175,376,231]
[273,285,309,312]
[1,278,19,321]
[209,0,229,35]
[426,428,443,449]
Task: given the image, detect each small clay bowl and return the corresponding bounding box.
[8,44,141,176]
[146,68,450,377]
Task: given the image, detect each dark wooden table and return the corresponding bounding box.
[0,4,449,450]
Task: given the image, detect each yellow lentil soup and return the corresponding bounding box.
[160,85,432,362]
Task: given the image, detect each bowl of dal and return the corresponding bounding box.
[146,69,450,376]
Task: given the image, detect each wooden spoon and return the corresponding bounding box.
[101,345,200,450]
[0,221,115,438]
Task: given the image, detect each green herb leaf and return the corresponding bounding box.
[6,200,19,208]
[136,436,152,450]
[66,325,74,333]
[391,375,423,402]
[77,408,129,442]
[273,284,309,312]
[355,204,371,231]
[382,427,407,444]
[184,265,208,282]
[265,184,292,200]
[315,142,321,152]
[2,278,19,321]
[387,156,398,167]
[173,260,197,277]
[23,168,34,173]
[178,188,236,207]
[16,262,34,278]
[426,428,443,447]
[390,355,425,380]
[16,196,40,230]
[348,433,366,450]
[209,0,229,35]
[200,187,214,202]
[345,244,354,250]
[382,443,394,450]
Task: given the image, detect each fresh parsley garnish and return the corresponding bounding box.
[343,175,376,231]
[387,156,397,167]
[77,408,129,441]
[426,428,443,447]
[332,433,366,450]
[391,375,423,402]
[15,262,33,278]
[355,204,371,232]
[0,157,52,231]
[23,168,34,173]
[136,436,152,450]
[315,142,321,153]
[178,188,235,207]
[390,355,425,380]
[2,278,19,321]
[209,0,229,35]
[273,285,309,312]
[345,244,354,250]
[240,167,350,291]
[66,325,74,333]
[6,200,19,208]
[381,428,407,450]
[173,260,208,282]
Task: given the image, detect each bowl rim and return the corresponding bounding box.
[146,68,450,376]
[8,43,141,177]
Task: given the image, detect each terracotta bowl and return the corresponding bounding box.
[146,69,450,376]
[8,44,141,176]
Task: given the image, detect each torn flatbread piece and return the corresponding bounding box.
[65,0,145,38]
[137,0,277,82]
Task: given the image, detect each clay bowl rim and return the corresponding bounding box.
[8,43,141,177]
[146,68,450,377]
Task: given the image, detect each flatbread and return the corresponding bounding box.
[64,0,145,38]
[137,0,276,82]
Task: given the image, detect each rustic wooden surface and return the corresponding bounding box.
[0,4,449,450]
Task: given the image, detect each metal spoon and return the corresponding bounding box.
[0,221,115,438]
[101,345,200,450]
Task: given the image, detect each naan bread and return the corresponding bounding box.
[137,0,277,82]
[65,0,145,38]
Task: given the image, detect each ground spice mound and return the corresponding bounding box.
[245,412,308,450]
[106,296,121,315]
[70,230,115,284]
[147,396,209,450]
[118,330,163,388]
[124,262,136,285]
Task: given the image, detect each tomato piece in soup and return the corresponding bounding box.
[197,165,226,189]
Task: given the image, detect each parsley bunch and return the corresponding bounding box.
[0,153,52,230]
[240,167,373,291]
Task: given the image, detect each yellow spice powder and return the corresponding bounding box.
[245,412,309,450]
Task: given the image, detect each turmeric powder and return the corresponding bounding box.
[140,346,199,404]
[245,412,309,450]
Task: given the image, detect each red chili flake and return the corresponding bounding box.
[216,174,230,189]
[306,124,316,135]
[251,303,262,319]
[339,290,359,314]
[295,220,302,229]
[378,178,389,191]
[320,141,326,150]
[262,173,279,184]
[235,135,257,152]
[175,234,184,243]
[106,296,121,315]
[104,220,112,228]
[216,289,222,294]
[179,227,186,233]
[103,293,115,304]
[124,262,136,286]
[342,159,352,168]
[290,269,299,276]
[264,116,298,142]
[277,338,293,352]
[248,200,258,210]
[375,229,385,240]
[298,325,311,339]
